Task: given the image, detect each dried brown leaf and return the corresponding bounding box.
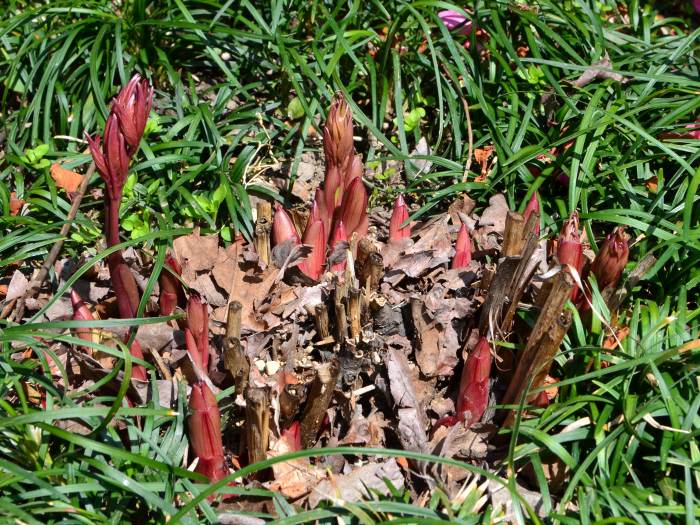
[308,459,404,508]
[50,163,83,195]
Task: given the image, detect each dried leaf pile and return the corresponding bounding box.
[3,181,603,518]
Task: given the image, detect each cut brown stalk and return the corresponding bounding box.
[245,387,270,467]
[223,301,249,395]
[255,200,273,266]
[300,360,340,448]
[502,211,526,257]
[502,270,574,425]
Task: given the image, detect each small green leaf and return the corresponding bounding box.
[287,97,305,120]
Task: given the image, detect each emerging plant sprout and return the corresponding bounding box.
[184,294,226,483]
[451,224,472,269]
[389,194,411,242]
[523,192,540,235]
[86,74,153,380]
[456,336,492,428]
[590,226,629,293]
[271,94,368,279]
[557,212,584,300]
[158,253,184,316]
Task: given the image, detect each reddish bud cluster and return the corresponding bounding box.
[184,294,227,484]
[557,212,584,301]
[591,226,629,293]
[87,74,153,204]
[272,95,368,280]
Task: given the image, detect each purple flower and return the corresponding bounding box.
[438,10,473,35]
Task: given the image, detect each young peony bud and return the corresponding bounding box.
[389,194,411,241]
[329,220,348,273]
[338,177,368,237]
[87,114,130,201]
[299,219,327,281]
[590,226,629,292]
[186,294,209,372]
[272,204,301,246]
[523,192,540,234]
[456,336,491,429]
[188,382,227,482]
[451,224,472,269]
[323,94,354,170]
[111,74,154,154]
[159,253,184,316]
[557,212,584,300]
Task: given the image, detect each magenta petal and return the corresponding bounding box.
[438,10,473,35]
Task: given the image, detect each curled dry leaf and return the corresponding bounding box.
[478,193,509,236]
[473,145,494,181]
[9,192,25,216]
[173,231,220,276]
[5,271,29,302]
[50,163,83,195]
[573,54,624,88]
[308,459,404,508]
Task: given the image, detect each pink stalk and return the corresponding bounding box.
[329,220,348,273]
[389,194,411,241]
[557,212,584,301]
[272,204,301,246]
[188,382,227,482]
[438,10,473,35]
[299,219,326,280]
[456,336,491,428]
[159,253,184,316]
[451,224,472,269]
[186,294,209,372]
[345,155,363,188]
[338,177,368,237]
[523,192,540,234]
[87,75,152,381]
